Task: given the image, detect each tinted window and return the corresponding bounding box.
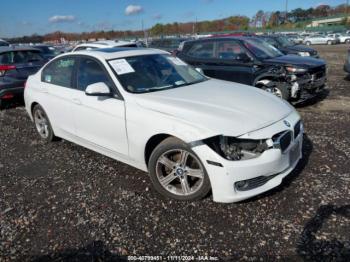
[0,50,43,64]
[42,57,76,88]
[216,41,248,60]
[244,39,283,59]
[77,58,113,91]
[187,42,215,58]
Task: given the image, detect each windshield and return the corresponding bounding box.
[276,36,295,47]
[244,39,283,59]
[109,54,207,93]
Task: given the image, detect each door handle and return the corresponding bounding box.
[72,98,82,105]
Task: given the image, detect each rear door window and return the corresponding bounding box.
[42,57,76,88]
[216,41,249,61]
[187,42,215,59]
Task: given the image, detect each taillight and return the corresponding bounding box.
[0,65,16,77]
[24,81,27,88]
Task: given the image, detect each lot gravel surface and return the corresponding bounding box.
[1,45,350,261]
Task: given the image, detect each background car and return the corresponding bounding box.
[0,47,45,108]
[258,35,319,58]
[287,34,304,44]
[24,48,303,203]
[177,37,326,104]
[303,35,339,45]
[72,40,142,52]
[0,39,10,47]
[148,38,190,52]
[33,45,59,61]
[327,33,350,44]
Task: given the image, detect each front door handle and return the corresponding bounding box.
[72,98,82,105]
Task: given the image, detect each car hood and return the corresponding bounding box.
[264,55,325,69]
[133,79,293,138]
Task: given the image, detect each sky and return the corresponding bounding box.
[0,0,347,37]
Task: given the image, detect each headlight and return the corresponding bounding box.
[204,136,270,161]
[286,66,307,73]
[298,52,310,57]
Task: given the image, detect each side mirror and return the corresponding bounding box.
[85,82,111,96]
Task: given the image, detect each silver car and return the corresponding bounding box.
[303,35,338,45]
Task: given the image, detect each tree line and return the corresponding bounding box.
[6,3,350,43]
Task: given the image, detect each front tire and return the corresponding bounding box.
[148,137,211,201]
[32,104,56,142]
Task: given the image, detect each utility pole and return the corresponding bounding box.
[285,0,289,21]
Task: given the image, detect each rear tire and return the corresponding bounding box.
[148,137,211,201]
[32,104,56,142]
[0,99,3,110]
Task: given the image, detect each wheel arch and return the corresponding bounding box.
[144,133,184,167]
[30,102,39,118]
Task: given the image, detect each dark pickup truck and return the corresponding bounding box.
[177,37,327,104]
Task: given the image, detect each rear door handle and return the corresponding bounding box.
[72,98,82,105]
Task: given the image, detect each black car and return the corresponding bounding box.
[148,38,189,52]
[0,47,46,108]
[344,49,350,74]
[177,37,326,104]
[33,45,58,61]
[258,35,319,58]
[0,39,10,47]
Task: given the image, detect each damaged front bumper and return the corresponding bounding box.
[191,111,303,203]
[289,72,327,104]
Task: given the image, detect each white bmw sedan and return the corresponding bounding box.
[24,48,303,203]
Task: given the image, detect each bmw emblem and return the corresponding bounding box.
[283,120,291,128]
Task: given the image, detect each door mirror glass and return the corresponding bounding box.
[85,82,111,96]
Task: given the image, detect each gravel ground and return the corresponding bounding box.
[1,45,350,261]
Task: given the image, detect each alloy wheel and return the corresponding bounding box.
[155,149,205,196]
[34,108,50,139]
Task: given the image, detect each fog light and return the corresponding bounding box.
[235,181,249,190]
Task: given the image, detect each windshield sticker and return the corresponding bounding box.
[109,59,135,75]
[167,57,187,66]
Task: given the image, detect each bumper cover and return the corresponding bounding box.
[0,80,25,98]
[192,113,303,203]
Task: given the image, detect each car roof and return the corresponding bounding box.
[66,47,169,60]
[0,46,42,54]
